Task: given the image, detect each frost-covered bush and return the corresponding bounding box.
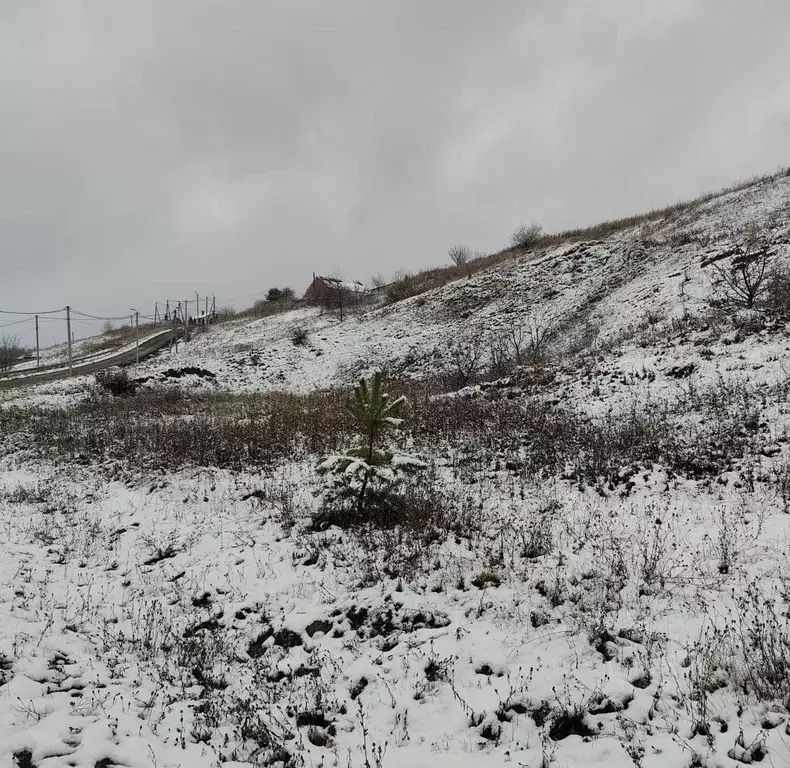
[95,367,137,397]
[316,370,424,527]
[511,222,543,250]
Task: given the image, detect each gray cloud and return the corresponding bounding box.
[1,0,788,345]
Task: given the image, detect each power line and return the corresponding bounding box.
[0,317,33,330]
[71,309,133,321]
[0,307,65,316]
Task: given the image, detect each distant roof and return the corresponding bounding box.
[315,276,366,292]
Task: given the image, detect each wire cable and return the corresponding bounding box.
[0,307,66,316]
[0,317,33,330]
[71,309,135,321]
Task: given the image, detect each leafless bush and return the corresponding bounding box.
[448,244,471,267]
[506,316,555,367]
[95,367,137,397]
[691,579,790,716]
[731,581,790,705]
[102,319,114,333]
[485,335,512,379]
[511,222,543,250]
[384,271,421,304]
[214,305,238,323]
[291,326,309,346]
[708,224,783,310]
[0,334,25,372]
[441,334,484,389]
[239,297,296,320]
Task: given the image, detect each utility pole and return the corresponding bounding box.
[165,299,169,322]
[66,306,73,375]
[154,302,159,323]
[204,295,208,322]
[184,297,189,341]
[131,309,139,363]
[35,315,40,369]
[195,292,199,323]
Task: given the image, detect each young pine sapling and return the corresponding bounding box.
[318,370,424,521]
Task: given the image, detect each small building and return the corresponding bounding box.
[189,309,215,326]
[304,275,366,305]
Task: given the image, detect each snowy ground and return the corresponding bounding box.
[3,423,790,768]
[3,173,790,768]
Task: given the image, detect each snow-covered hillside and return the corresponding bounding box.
[2,171,790,768]
[124,170,790,398]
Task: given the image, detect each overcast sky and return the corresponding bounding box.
[2,0,789,346]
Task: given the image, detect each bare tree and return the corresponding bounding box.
[370,273,386,289]
[709,225,783,310]
[102,319,114,333]
[511,222,543,250]
[0,334,25,373]
[448,244,471,267]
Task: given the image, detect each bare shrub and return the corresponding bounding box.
[441,334,484,389]
[506,316,555,367]
[95,367,137,397]
[708,224,783,310]
[485,335,512,380]
[731,582,790,705]
[384,271,420,304]
[291,326,309,346]
[448,244,471,267]
[239,296,296,320]
[0,334,25,372]
[214,305,238,323]
[511,222,543,250]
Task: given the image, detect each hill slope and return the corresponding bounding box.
[130,170,790,397]
[2,171,790,768]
